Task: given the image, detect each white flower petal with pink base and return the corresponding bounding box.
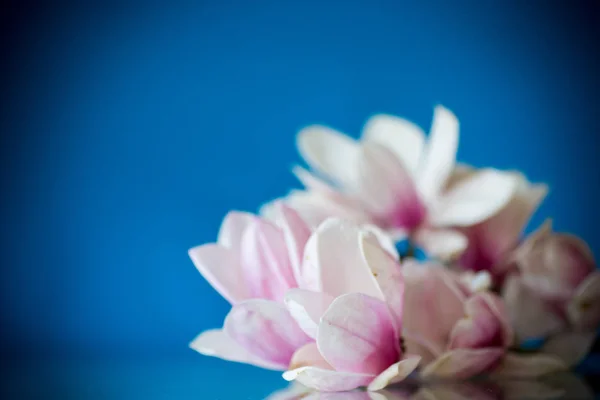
[318,293,399,375]
[568,271,600,331]
[302,218,382,299]
[188,244,247,304]
[356,142,425,222]
[224,299,312,367]
[283,367,374,392]
[421,348,504,379]
[285,289,335,339]
[362,225,401,260]
[541,331,596,367]
[361,114,426,176]
[413,228,468,261]
[217,211,254,250]
[360,234,404,333]
[491,353,566,378]
[430,169,518,227]
[293,165,339,194]
[273,203,313,288]
[416,106,459,204]
[190,329,284,370]
[289,342,333,370]
[367,356,421,391]
[297,125,361,188]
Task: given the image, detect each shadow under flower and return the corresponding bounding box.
[266,372,594,400]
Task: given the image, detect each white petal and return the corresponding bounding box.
[217,211,254,250]
[430,169,519,227]
[362,224,401,259]
[413,228,468,261]
[189,329,284,370]
[297,125,360,188]
[361,113,426,176]
[367,356,421,391]
[492,353,567,378]
[283,367,374,392]
[285,289,335,339]
[541,331,596,367]
[416,106,459,204]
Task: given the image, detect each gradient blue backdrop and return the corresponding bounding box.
[1,1,599,398]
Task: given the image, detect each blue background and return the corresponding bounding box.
[1,1,598,398]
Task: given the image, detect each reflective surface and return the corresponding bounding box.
[1,359,598,399]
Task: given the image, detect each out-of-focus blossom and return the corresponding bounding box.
[283,219,420,392]
[188,204,315,370]
[457,171,548,284]
[401,262,566,380]
[263,106,518,260]
[501,220,600,366]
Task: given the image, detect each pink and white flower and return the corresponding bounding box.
[267,106,519,260]
[401,262,566,380]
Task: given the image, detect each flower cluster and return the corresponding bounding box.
[188,106,599,392]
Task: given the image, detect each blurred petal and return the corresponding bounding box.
[416,106,459,204]
[360,234,404,333]
[302,218,382,299]
[367,356,421,391]
[430,169,518,227]
[275,203,313,288]
[285,289,335,339]
[413,228,468,261]
[217,211,254,250]
[402,263,466,353]
[289,342,332,370]
[297,125,360,188]
[501,274,565,340]
[568,271,600,331]
[356,142,425,226]
[362,224,401,259]
[283,367,374,392]
[421,348,504,379]
[188,244,247,304]
[318,293,399,374]
[224,299,311,366]
[541,331,596,367]
[240,219,295,301]
[492,353,566,378]
[361,113,426,175]
[190,329,284,370]
[293,165,338,194]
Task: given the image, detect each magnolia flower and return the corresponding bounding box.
[501,220,600,367]
[282,219,420,392]
[188,204,315,370]
[401,262,566,380]
[457,170,548,284]
[267,106,518,260]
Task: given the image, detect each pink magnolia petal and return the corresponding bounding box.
[293,165,339,194]
[274,203,313,288]
[302,218,382,299]
[188,244,247,304]
[285,289,335,339]
[356,142,425,227]
[189,329,284,370]
[289,342,333,370]
[367,356,421,391]
[402,263,466,352]
[448,293,511,350]
[491,353,566,379]
[217,211,254,250]
[403,332,442,365]
[413,228,468,261]
[541,331,596,367]
[361,113,426,176]
[240,219,296,301]
[224,299,311,367]
[501,275,565,341]
[362,225,401,260]
[297,125,361,188]
[416,106,459,204]
[318,293,399,375]
[283,367,374,392]
[360,235,404,334]
[430,169,518,228]
[421,348,504,379]
[568,271,600,331]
